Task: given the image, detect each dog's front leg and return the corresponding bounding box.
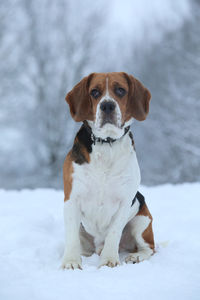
[99,203,129,268]
[61,199,82,270]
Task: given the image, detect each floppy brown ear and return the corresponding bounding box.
[125,74,151,121]
[65,74,94,122]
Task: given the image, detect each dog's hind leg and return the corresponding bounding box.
[125,203,155,264]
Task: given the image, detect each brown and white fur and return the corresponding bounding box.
[61,72,155,269]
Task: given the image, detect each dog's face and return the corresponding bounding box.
[66,72,151,138]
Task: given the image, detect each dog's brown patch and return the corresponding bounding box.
[63,151,73,202]
[137,203,155,251]
[63,124,93,202]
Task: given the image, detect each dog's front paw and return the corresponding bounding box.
[99,256,120,268]
[61,257,82,270]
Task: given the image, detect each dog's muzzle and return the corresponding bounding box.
[100,101,117,127]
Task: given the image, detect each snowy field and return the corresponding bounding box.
[0,184,200,300]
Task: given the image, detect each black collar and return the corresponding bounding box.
[83,122,130,145]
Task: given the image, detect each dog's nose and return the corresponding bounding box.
[100,101,116,114]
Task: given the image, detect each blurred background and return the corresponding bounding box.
[0,0,199,189]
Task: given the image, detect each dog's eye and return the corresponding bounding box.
[115,87,126,97]
[90,89,101,99]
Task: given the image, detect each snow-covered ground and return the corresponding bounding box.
[0,184,200,300]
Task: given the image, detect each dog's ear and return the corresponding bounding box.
[65,74,94,122]
[124,73,151,121]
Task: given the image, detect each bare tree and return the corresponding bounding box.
[130,0,200,184]
[14,0,104,186]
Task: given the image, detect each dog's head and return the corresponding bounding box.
[66,72,151,139]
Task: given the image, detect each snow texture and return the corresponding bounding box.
[0,184,200,300]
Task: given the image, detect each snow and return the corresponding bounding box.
[0,184,200,300]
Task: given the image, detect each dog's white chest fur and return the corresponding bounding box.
[71,134,141,244]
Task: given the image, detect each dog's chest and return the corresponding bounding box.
[72,136,141,238]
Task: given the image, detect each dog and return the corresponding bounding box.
[61,72,155,269]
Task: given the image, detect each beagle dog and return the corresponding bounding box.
[61,72,155,269]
